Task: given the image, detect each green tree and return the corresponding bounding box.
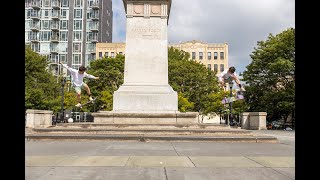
[168,47,222,113]
[25,46,61,112]
[242,27,295,123]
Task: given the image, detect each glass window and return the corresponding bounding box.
[119,52,123,55]
[214,64,218,72]
[61,9,68,18]
[199,52,203,60]
[207,64,211,71]
[74,9,82,18]
[220,64,224,72]
[60,54,67,64]
[62,0,69,7]
[44,0,50,7]
[105,52,108,57]
[73,42,81,52]
[99,52,102,58]
[44,10,49,18]
[220,52,224,60]
[75,0,82,7]
[60,31,68,41]
[73,20,82,30]
[73,31,82,41]
[41,31,51,41]
[72,54,81,64]
[60,20,68,29]
[214,52,218,60]
[207,52,211,60]
[111,52,115,58]
[42,20,50,30]
[192,52,196,60]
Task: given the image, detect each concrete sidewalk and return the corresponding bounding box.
[26,130,295,180]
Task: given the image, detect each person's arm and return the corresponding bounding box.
[84,72,99,80]
[60,62,75,73]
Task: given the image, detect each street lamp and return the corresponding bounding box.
[61,77,66,123]
[228,80,234,126]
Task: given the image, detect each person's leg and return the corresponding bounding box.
[83,83,93,100]
[74,86,82,106]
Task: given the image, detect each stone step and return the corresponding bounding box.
[25,133,278,143]
[55,123,231,130]
[30,128,253,136]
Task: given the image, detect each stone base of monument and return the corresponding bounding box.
[91,111,199,124]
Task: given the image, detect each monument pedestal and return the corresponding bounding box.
[92,0,198,123]
[92,111,199,124]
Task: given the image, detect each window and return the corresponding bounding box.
[99,52,102,58]
[62,0,69,7]
[119,52,123,55]
[42,20,50,30]
[41,31,51,41]
[111,52,115,58]
[72,54,81,64]
[60,54,67,64]
[73,31,82,41]
[61,9,68,18]
[73,20,82,30]
[208,52,211,60]
[105,52,108,57]
[31,42,40,52]
[214,64,218,72]
[214,52,218,60]
[75,0,82,7]
[220,64,224,72]
[60,31,68,41]
[192,52,196,60]
[199,52,203,60]
[207,64,211,71]
[44,0,50,7]
[220,52,224,60]
[44,10,49,18]
[60,20,68,29]
[74,9,82,18]
[72,65,80,70]
[73,42,81,52]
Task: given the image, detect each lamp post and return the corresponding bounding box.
[228,81,234,126]
[61,77,66,122]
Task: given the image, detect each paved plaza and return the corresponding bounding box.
[26,129,295,180]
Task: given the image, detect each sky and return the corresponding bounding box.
[111,0,295,75]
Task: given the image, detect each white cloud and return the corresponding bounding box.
[112,0,295,73]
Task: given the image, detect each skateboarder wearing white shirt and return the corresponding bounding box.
[60,62,99,107]
[218,66,245,92]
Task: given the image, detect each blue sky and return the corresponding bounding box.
[111,0,295,76]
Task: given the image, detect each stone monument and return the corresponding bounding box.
[92,0,198,123]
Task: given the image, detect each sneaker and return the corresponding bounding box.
[75,103,82,107]
[89,96,93,101]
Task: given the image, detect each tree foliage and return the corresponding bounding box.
[25,46,61,112]
[242,27,295,122]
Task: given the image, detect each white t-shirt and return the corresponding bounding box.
[62,64,96,87]
[218,69,238,82]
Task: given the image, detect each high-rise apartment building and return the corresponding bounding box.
[25,0,113,76]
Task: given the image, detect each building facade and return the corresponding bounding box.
[169,40,228,75]
[25,0,113,76]
[96,40,228,75]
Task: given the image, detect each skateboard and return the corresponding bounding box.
[76,97,97,108]
[221,89,245,104]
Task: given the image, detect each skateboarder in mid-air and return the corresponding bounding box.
[218,66,246,92]
[60,62,99,107]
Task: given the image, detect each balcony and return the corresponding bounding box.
[87,48,95,53]
[30,24,40,31]
[91,14,99,21]
[90,37,98,43]
[52,1,60,9]
[31,1,41,9]
[89,25,99,32]
[50,47,59,53]
[51,24,59,31]
[52,13,60,20]
[30,13,40,20]
[90,2,99,9]
[30,36,39,42]
[51,36,59,42]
